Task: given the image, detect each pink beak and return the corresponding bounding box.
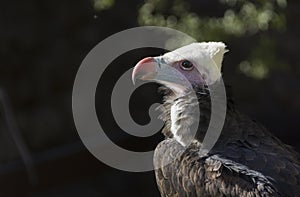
[132,57,157,84]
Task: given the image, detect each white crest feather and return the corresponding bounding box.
[197,42,227,70]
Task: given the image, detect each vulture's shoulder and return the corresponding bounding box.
[154,138,287,197]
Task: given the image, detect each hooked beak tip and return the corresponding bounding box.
[132,57,157,85]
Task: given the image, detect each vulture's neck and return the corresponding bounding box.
[158,86,234,147]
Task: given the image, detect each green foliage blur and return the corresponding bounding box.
[93,0,115,10]
[92,0,290,79]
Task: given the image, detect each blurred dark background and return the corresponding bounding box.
[0,0,299,196]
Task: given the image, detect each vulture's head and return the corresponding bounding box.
[132,42,227,96]
[132,42,227,146]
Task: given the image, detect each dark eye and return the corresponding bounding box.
[180,60,194,71]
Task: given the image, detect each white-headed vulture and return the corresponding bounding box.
[132,42,300,196]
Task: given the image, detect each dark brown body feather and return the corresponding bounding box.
[154,90,300,196]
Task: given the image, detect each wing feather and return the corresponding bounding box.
[154,139,281,197]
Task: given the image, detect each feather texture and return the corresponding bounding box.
[155,90,300,196]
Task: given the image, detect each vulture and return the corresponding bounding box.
[132,42,300,196]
